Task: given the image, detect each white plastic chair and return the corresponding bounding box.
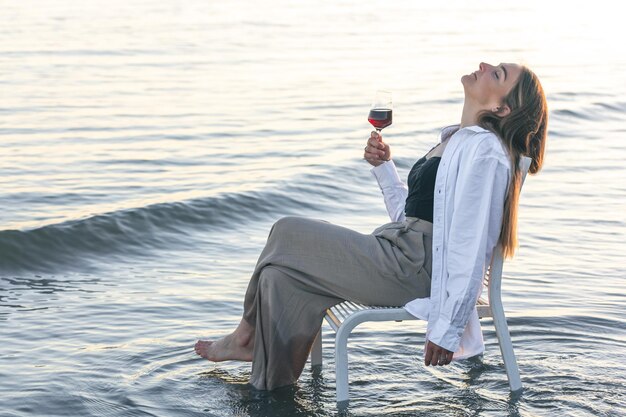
[310,157,532,407]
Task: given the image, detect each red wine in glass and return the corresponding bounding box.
[368,108,393,130]
[368,90,393,131]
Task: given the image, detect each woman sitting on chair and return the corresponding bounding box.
[195,61,548,391]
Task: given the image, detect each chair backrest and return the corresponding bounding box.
[485,156,532,298]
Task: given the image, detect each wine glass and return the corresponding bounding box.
[368,90,393,132]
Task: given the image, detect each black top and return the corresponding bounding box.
[404,147,441,223]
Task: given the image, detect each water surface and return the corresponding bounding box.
[1,0,625,416]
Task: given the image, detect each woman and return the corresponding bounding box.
[195,62,548,391]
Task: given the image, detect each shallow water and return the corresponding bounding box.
[1,0,625,416]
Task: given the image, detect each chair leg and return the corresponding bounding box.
[311,327,322,368]
[335,326,350,405]
[492,310,522,392]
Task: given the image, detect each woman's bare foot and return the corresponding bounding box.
[194,320,255,362]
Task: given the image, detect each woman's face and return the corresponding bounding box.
[462,62,523,112]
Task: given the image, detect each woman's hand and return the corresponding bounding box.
[424,340,454,366]
[364,131,391,167]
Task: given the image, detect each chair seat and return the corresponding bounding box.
[324,297,493,332]
[324,301,413,331]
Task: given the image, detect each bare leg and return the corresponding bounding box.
[194,318,255,362]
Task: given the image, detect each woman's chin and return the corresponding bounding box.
[460,74,472,89]
[461,73,474,83]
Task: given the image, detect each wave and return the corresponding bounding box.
[551,100,626,122]
[0,182,340,273]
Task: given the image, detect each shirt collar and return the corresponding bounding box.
[463,125,489,133]
[440,124,488,143]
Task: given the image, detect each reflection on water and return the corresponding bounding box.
[1,0,625,415]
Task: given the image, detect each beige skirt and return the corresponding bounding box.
[241,215,433,390]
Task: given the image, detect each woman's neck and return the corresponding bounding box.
[460,102,479,128]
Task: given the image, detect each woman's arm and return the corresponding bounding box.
[364,131,407,222]
[370,161,408,222]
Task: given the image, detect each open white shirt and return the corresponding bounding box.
[370,125,511,359]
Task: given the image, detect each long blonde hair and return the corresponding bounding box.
[477,66,548,258]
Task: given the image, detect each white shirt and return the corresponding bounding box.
[370,125,511,360]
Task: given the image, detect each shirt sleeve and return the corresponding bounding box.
[427,155,510,352]
[370,160,408,222]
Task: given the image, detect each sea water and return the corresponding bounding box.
[1,1,625,416]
